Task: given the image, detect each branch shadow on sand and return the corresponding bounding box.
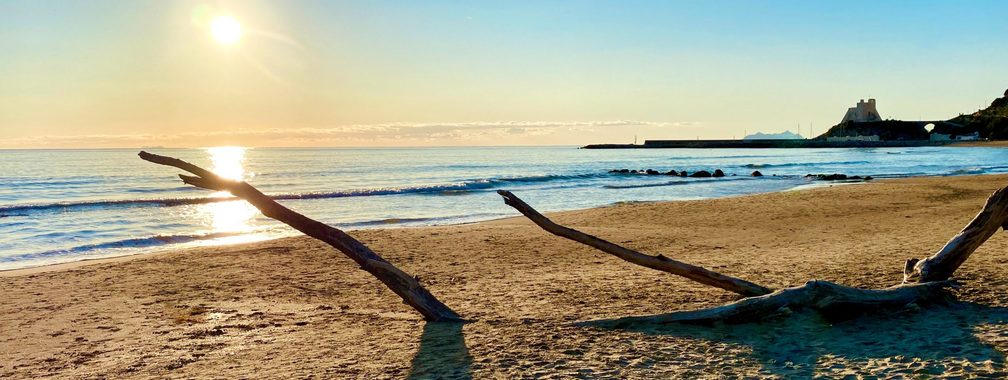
[581,301,1008,377]
[407,322,473,380]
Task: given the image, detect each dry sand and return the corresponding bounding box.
[4,174,1008,378]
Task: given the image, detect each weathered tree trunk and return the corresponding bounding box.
[578,280,954,327]
[497,190,772,297]
[904,186,1008,283]
[499,184,1008,325]
[139,151,462,322]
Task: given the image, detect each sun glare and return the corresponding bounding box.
[207,146,247,180]
[199,146,259,238]
[210,15,242,45]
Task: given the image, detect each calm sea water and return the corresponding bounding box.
[2,146,1007,270]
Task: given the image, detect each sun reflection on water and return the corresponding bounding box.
[197,147,261,242]
[208,146,249,181]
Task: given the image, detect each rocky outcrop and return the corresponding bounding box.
[805,173,873,181]
[607,168,737,178]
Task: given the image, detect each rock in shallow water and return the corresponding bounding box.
[805,173,874,181]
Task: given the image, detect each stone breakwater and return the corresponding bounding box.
[583,139,951,149]
[607,168,874,181]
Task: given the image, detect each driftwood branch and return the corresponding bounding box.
[139,151,462,322]
[501,183,1008,325]
[905,186,1008,283]
[578,280,955,327]
[496,190,772,297]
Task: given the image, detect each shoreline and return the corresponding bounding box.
[0,172,976,276]
[0,177,872,276]
[5,173,1008,377]
[0,173,984,278]
[6,145,1008,273]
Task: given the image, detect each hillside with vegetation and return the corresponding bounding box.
[944,89,1008,139]
[818,88,1008,141]
[818,120,930,141]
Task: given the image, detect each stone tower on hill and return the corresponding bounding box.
[840,98,882,123]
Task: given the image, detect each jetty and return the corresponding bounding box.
[581,139,951,149]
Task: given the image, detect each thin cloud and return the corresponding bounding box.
[0,120,699,148]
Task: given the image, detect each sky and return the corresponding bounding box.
[1,0,1006,148]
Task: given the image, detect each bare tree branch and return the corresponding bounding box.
[503,182,1006,325]
[905,186,1008,283]
[139,151,463,322]
[578,280,954,327]
[496,190,772,297]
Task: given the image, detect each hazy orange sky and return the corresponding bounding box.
[1,1,1006,148]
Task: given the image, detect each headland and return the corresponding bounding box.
[585,89,1008,149]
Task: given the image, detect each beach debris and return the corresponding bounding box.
[751,170,763,177]
[689,170,712,178]
[498,183,1008,325]
[496,190,770,297]
[578,279,954,327]
[713,169,725,177]
[903,185,1008,282]
[138,151,463,323]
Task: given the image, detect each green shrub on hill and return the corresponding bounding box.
[819,88,1008,140]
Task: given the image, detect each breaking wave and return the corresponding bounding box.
[0,173,607,216]
[741,160,871,169]
[0,231,248,263]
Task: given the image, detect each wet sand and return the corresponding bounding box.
[4,174,1008,378]
[950,140,1008,147]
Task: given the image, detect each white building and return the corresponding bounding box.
[840,99,882,123]
[930,131,980,142]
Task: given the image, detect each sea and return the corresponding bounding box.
[2,146,1007,270]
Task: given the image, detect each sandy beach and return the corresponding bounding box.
[4,174,1008,378]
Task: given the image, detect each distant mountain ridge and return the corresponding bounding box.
[743,131,803,140]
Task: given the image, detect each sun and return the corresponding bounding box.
[210,15,242,45]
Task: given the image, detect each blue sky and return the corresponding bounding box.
[1,0,1006,147]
